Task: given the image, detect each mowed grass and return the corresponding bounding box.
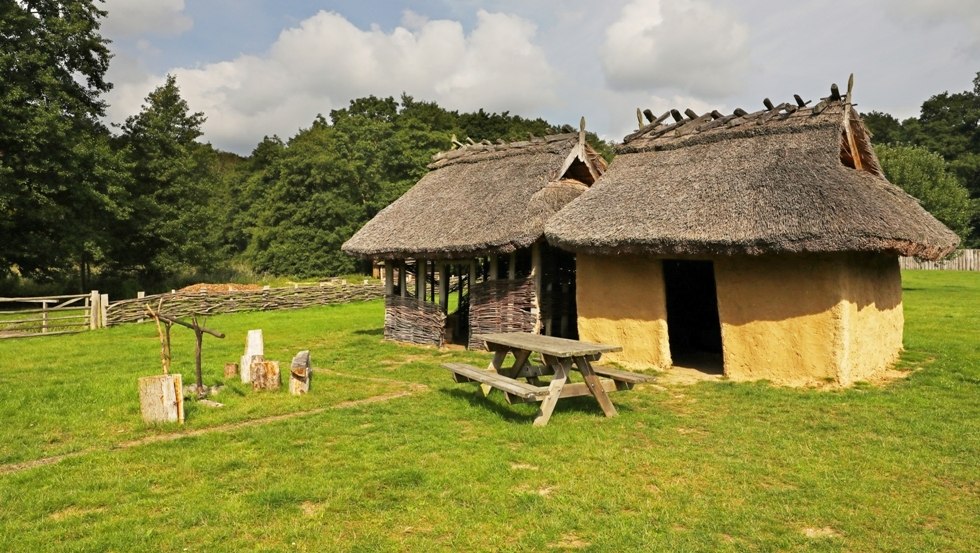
[0,271,977,552]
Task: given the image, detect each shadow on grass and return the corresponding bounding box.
[439,387,634,425]
[353,328,384,337]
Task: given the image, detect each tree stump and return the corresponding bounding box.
[289,350,311,396]
[224,362,238,378]
[240,329,264,383]
[138,373,184,424]
[250,357,281,391]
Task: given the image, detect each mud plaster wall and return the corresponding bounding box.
[714,253,902,386]
[576,254,671,369]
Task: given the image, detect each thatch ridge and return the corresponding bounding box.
[344,134,603,260]
[546,89,959,260]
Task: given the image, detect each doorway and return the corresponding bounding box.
[663,260,723,374]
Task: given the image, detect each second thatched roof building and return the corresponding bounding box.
[343,124,606,348]
[546,80,958,386]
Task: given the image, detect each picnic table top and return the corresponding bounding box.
[473,332,623,358]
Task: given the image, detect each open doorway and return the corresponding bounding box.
[663,260,723,374]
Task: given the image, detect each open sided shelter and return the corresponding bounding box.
[546,79,958,386]
[343,123,606,348]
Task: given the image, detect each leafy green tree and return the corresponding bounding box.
[114,75,220,284]
[875,144,975,242]
[861,111,907,144]
[0,0,126,287]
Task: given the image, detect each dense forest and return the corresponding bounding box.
[1,1,977,297]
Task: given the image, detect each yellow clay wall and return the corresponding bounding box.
[575,252,903,386]
[575,254,671,369]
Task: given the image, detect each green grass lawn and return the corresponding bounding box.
[0,271,976,552]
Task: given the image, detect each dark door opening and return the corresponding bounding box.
[663,260,723,374]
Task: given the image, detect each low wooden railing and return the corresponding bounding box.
[0,291,106,339]
[901,249,979,271]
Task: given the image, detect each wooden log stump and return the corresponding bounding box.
[224,362,238,378]
[138,373,184,424]
[240,329,264,384]
[250,356,281,391]
[289,350,311,396]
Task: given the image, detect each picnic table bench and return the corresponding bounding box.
[442,332,655,426]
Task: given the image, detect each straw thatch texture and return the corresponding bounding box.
[343,134,597,260]
[384,295,446,347]
[467,278,536,350]
[546,102,958,260]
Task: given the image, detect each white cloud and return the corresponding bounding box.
[105,9,558,153]
[102,0,192,38]
[889,0,980,52]
[601,0,749,98]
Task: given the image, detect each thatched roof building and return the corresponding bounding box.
[343,125,605,348]
[343,131,605,260]
[546,93,958,260]
[545,78,958,386]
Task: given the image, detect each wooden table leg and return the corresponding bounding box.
[574,356,618,418]
[534,355,571,427]
[482,349,508,397]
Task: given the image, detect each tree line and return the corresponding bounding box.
[862,74,980,245]
[1,1,975,297]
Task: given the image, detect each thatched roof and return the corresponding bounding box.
[546,83,959,260]
[343,130,606,260]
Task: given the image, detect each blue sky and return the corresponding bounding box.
[101,0,980,154]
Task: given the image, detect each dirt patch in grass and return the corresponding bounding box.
[802,526,843,539]
[549,532,590,549]
[48,506,107,521]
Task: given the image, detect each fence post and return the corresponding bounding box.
[42,300,49,333]
[100,294,109,328]
[137,291,145,323]
[89,290,100,330]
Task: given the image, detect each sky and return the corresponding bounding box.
[100,0,980,155]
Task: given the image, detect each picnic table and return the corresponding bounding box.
[442,332,654,426]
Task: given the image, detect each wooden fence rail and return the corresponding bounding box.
[0,291,105,339]
[901,249,980,271]
[105,281,384,325]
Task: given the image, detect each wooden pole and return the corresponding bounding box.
[457,264,463,305]
[489,255,498,281]
[41,301,49,333]
[438,262,449,313]
[416,258,425,304]
[430,262,436,303]
[89,290,99,329]
[100,293,108,328]
[384,260,394,295]
[531,243,542,334]
[399,260,407,297]
[508,252,517,280]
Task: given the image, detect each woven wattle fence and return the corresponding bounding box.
[468,278,537,350]
[106,282,384,325]
[384,295,446,347]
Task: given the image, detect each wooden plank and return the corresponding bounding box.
[384,261,394,295]
[474,332,622,357]
[442,363,549,399]
[558,379,618,399]
[589,365,657,384]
